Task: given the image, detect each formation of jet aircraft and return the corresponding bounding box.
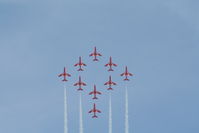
[58,47,133,118]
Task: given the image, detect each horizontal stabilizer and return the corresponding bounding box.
[93,58,99,61]
[93,97,98,100]
[77,88,83,91]
[108,68,114,71]
[78,68,84,71]
[124,78,129,81]
[92,115,98,118]
[107,88,113,90]
[62,79,67,82]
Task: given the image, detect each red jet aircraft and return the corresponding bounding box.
[74,56,86,71]
[120,66,133,81]
[89,47,102,61]
[74,76,86,91]
[104,76,116,90]
[58,67,71,82]
[88,103,101,118]
[105,57,117,71]
[89,85,102,99]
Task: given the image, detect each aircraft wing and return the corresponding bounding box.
[74,63,79,66]
[81,82,86,86]
[89,92,94,95]
[112,82,116,85]
[113,63,117,66]
[58,73,63,77]
[96,109,101,113]
[105,63,109,67]
[88,110,93,113]
[104,82,108,85]
[128,73,133,76]
[74,83,79,86]
[120,73,125,76]
[96,91,101,95]
[97,53,102,56]
[89,53,94,56]
[67,74,71,77]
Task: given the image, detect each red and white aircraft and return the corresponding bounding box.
[74,76,86,91]
[58,67,71,82]
[74,56,86,71]
[120,66,133,81]
[89,85,102,99]
[105,57,117,71]
[88,103,101,118]
[104,76,116,90]
[89,47,102,61]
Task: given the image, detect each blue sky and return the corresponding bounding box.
[0,0,199,133]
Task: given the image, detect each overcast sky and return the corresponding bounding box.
[0,0,199,133]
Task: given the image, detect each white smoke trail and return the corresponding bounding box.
[64,86,68,133]
[109,93,112,133]
[125,85,129,133]
[79,93,83,133]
